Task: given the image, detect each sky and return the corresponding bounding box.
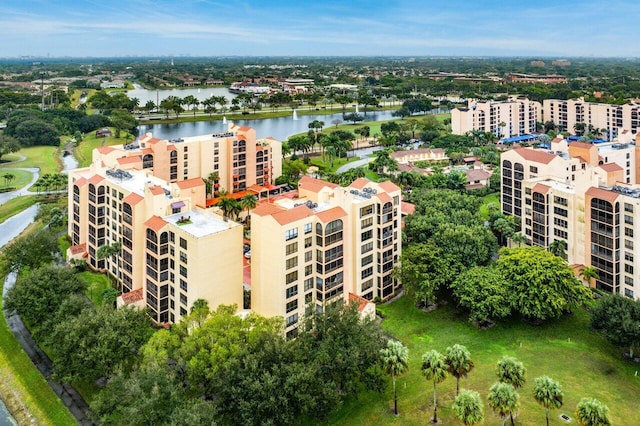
[2,0,640,58]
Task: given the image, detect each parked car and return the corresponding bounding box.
[244,250,251,259]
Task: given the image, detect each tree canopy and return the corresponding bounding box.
[590,294,640,358]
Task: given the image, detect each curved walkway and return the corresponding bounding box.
[0,167,40,206]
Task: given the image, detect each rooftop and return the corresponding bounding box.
[164,209,240,238]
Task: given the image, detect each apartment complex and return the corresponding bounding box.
[67,162,244,324]
[543,97,640,142]
[501,138,640,298]
[452,96,541,138]
[250,177,402,338]
[92,123,282,194]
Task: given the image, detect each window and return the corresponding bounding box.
[180,237,187,249]
[625,252,634,262]
[625,239,634,250]
[361,217,373,228]
[553,207,568,217]
[362,279,373,291]
[304,223,312,234]
[361,229,373,241]
[180,293,187,306]
[286,242,298,255]
[304,278,314,291]
[625,288,634,298]
[625,228,634,238]
[360,205,374,217]
[180,279,188,292]
[286,300,298,313]
[285,228,298,241]
[179,265,187,278]
[286,285,298,299]
[530,166,538,173]
[553,196,567,206]
[286,313,299,327]
[625,264,634,274]
[286,271,298,284]
[305,264,313,276]
[305,251,312,262]
[625,203,633,213]
[361,254,373,267]
[179,251,187,264]
[625,215,634,225]
[361,267,374,279]
[362,242,373,254]
[286,257,298,270]
[305,237,312,248]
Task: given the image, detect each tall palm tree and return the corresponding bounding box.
[379,340,409,416]
[533,376,564,426]
[421,349,448,423]
[183,95,199,118]
[144,100,156,114]
[579,266,599,288]
[496,356,526,389]
[97,241,122,285]
[3,172,15,188]
[575,398,611,426]
[511,232,527,247]
[240,194,258,218]
[549,239,566,259]
[216,196,239,221]
[445,344,474,395]
[452,389,484,426]
[488,382,519,426]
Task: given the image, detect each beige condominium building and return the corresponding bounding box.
[543,97,640,142]
[92,123,282,194]
[452,96,541,137]
[501,138,640,298]
[250,177,402,338]
[68,161,244,324]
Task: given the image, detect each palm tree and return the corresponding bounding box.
[575,397,611,426]
[144,100,156,114]
[183,95,199,118]
[549,239,566,259]
[445,344,474,395]
[3,172,15,188]
[97,241,122,285]
[452,389,484,426]
[496,356,526,389]
[511,232,527,247]
[579,266,599,288]
[488,382,519,426]
[379,340,409,416]
[216,196,239,221]
[240,194,258,219]
[421,349,448,423]
[533,376,564,426]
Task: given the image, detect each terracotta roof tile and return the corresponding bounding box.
[298,176,338,192]
[121,288,144,305]
[144,216,168,232]
[96,146,115,154]
[272,205,314,225]
[252,203,286,217]
[513,148,557,164]
[378,180,400,193]
[147,138,161,145]
[149,185,165,196]
[73,177,88,187]
[349,178,370,190]
[176,178,204,190]
[116,156,141,165]
[88,175,105,185]
[569,141,594,149]
[348,293,370,312]
[599,163,623,172]
[166,145,177,151]
[122,192,144,205]
[69,243,86,255]
[586,186,619,203]
[466,169,491,181]
[532,183,551,194]
[141,148,153,154]
[376,192,393,204]
[401,201,415,215]
[316,206,347,223]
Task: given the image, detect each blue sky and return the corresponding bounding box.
[2,0,640,57]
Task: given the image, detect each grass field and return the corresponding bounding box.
[78,271,112,306]
[328,297,640,426]
[479,192,500,220]
[0,224,77,426]
[0,196,36,224]
[0,169,33,191]
[75,128,135,167]
[2,146,61,174]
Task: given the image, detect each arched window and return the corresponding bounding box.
[325,219,343,235]
[143,154,154,169]
[160,232,169,245]
[146,228,158,243]
[502,160,512,169]
[170,150,178,164]
[316,222,323,236]
[123,203,132,215]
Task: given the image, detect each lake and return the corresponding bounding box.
[0,400,16,426]
[137,109,449,142]
[127,84,237,105]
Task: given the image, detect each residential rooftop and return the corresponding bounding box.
[164,209,241,238]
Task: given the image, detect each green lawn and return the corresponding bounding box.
[0,225,78,426]
[0,196,36,224]
[479,192,500,220]
[0,153,22,164]
[75,128,134,167]
[0,168,33,191]
[78,271,112,306]
[3,146,61,174]
[328,297,640,425]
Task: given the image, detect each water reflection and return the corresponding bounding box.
[127,84,237,105]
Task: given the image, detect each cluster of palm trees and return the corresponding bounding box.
[215,193,258,222]
[33,173,67,194]
[2,172,15,188]
[380,341,610,425]
[142,95,229,119]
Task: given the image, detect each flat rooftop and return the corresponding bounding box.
[103,169,170,197]
[164,210,241,238]
[536,179,576,194]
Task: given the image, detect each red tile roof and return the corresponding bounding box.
[144,216,168,232]
[348,293,371,313]
[512,148,557,164]
[378,180,400,193]
[586,186,619,203]
[532,183,551,194]
[252,203,285,217]
[73,177,88,187]
[116,156,141,165]
[316,206,347,223]
[401,201,415,215]
[146,138,161,145]
[376,192,393,204]
[88,175,105,185]
[298,176,338,192]
[121,288,144,305]
[69,243,86,255]
[176,178,204,190]
[122,192,144,206]
[349,178,370,190]
[466,169,491,181]
[599,163,623,172]
[166,145,177,151]
[238,126,252,132]
[96,146,115,154]
[272,205,314,225]
[569,141,594,149]
[149,185,165,196]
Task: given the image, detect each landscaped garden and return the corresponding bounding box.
[328,296,640,425]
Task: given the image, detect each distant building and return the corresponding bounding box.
[452,96,541,137]
[507,73,567,84]
[530,60,546,67]
[100,80,126,89]
[390,148,448,164]
[552,59,571,67]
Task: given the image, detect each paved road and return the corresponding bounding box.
[336,146,383,174]
[0,154,40,205]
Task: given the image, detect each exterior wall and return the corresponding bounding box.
[452,97,541,137]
